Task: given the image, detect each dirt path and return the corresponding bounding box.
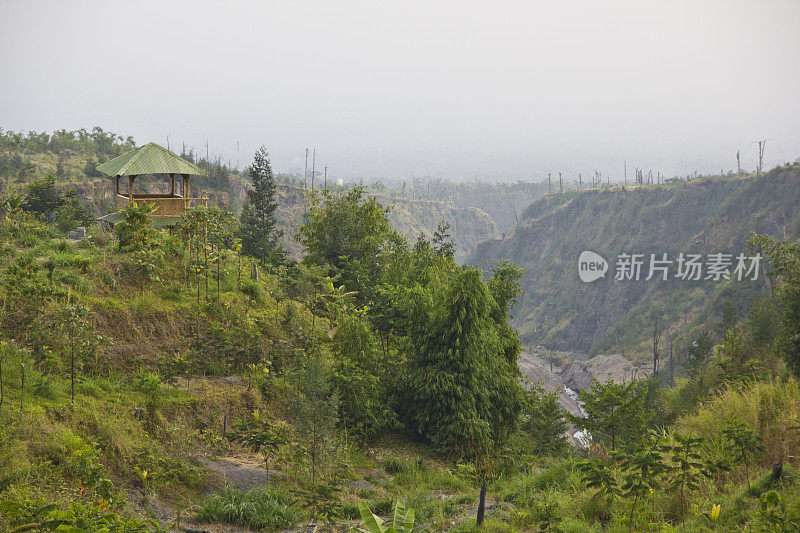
[199,453,280,491]
[144,453,291,533]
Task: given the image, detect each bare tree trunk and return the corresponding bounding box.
[204,223,209,300]
[669,336,674,384]
[476,480,487,527]
[737,150,741,177]
[71,341,75,403]
[20,360,24,413]
[652,318,661,377]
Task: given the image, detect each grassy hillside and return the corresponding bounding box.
[1,128,506,261]
[0,209,506,532]
[3,128,800,532]
[1,217,798,532]
[470,166,800,360]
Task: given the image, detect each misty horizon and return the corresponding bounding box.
[2,0,799,181]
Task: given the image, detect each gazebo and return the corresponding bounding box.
[96,142,208,227]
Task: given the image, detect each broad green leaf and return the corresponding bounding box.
[403,508,415,533]
[357,501,385,533]
[391,501,406,530]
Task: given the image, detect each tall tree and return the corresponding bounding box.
[431,221,455,259]
[405,267,523,458]
[331,309,398,439]
[298,186,398,303]
[240,146,283,265]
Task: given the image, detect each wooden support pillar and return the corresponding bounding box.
[128,175,135,202]
[115,175,120,211]
[170,173,175,196]
[183,174,189,207]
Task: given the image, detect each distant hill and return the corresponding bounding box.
[374,179,550,234]
[470,166,800,361]
[0,128,532,260]
[273,184,498,262]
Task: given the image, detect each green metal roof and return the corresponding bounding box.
[96,142,207,177]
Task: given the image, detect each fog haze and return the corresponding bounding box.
[1,0,799,180]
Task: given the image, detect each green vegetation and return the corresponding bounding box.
[572,378,656,451]
[750,233,800,378]
[1,499,165,532]
[357,500,420,533]
[195,485,299,530]
[240,146,284,265]
[405,266,523,458]
[1,131,800,532]
[471,164,800,363]
[298,187,399,303]
[1,127,541,263]
[0,166,533,531]
[22,175,93,232]
[518,385,569,457]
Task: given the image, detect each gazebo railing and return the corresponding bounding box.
[117,194,208,216]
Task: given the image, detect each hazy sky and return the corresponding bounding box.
[1,0,799,181]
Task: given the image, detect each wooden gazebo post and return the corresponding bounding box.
[128,175,136,202]
[114,175,120,211]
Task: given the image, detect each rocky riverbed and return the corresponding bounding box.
[518,347,649,446]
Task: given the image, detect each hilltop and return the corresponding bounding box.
[470,166,800,361]
[0,128,548,261]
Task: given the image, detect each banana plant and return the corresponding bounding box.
[356,501,424,533]
[0,190,22,222]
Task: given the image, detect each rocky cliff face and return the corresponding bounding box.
[274,185,498,262]
[470,166,800,360]
[382,194,497,262]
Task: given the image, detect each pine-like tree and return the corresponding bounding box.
[405,268,523,458]
[240,146,283,264]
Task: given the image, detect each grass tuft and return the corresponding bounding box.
[195,484,299,530]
